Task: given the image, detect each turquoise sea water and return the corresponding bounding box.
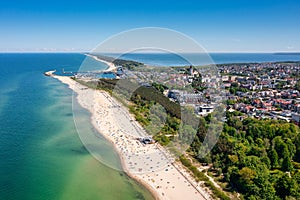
[0,53,154,200]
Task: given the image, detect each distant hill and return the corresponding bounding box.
[274,52,300,55]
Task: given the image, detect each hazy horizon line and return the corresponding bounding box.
[1,51,300,54]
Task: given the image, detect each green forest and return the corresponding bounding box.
[76,77,300,200]
[130,83,300,199]
[193,112,300,200]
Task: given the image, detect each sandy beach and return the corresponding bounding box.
[50,73,212,200]
[85,53,117,72]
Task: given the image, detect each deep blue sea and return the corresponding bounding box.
[107,53,300,66]
[1,52,300,200]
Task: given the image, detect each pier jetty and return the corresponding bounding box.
[44,70,56,76]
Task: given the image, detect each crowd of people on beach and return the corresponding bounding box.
[52,74,212,200]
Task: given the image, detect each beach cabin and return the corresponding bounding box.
[138,137,155,144]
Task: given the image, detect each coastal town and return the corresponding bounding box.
[73,55,300,127]
[219,62,300,125]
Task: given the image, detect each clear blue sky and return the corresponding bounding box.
[1,0,300,52]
